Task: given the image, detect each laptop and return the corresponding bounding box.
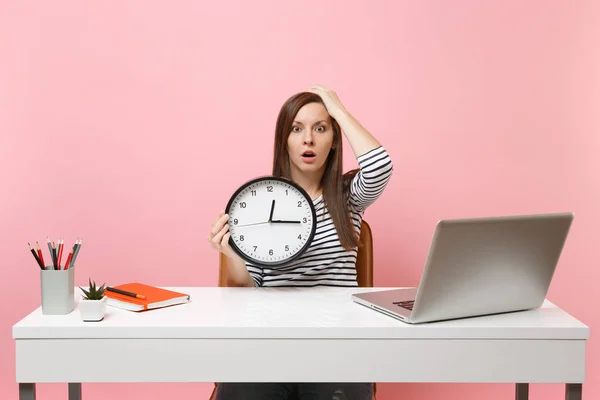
[352,212,574,324]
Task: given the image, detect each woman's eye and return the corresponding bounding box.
[315,125,326,132]
[292,126,301,132]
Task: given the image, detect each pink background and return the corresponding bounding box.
[1,1,598,399]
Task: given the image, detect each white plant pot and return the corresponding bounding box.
[78,296,107,322]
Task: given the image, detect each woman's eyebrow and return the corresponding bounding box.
[292,120,329,125]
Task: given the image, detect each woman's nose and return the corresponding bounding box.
[303,132,314,145]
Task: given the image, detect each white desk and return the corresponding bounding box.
[13,287,589,400]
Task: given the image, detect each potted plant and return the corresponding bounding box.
[78,278,107,322]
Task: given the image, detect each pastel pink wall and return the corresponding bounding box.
[1,1,598,399]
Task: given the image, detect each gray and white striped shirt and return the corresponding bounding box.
[247,146,393,287]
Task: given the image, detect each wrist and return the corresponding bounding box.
[334,106,352,120]
[332,108,354,131]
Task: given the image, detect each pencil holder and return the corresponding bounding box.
[40,267,75,315]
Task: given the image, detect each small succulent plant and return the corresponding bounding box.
[79,278,106,300]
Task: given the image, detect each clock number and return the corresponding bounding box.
[267,186,273,192]
[253,246,257,252]
[285,245,289,251]
[297,201,302,207]
[269,249,273,256]
[240,202,247,208]
[240,235,244,241]
[233,218,238,225]
[251,190,256,196]
[302,217,307,223]
[285,189,288,195]
[297,234,302,240]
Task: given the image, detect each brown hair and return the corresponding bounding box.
[272,92,360,250]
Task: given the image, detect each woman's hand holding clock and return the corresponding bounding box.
[209,176,316,285]
[207,210,256,287]
[208,211,239,261]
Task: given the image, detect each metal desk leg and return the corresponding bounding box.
[515,383,528,400]
[566,383,582,400]
[68,383,82,400]
[19,383,36,400]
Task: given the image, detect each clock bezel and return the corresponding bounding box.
[224,175,318,268]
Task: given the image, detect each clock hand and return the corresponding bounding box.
[268,199,275,222]
[233,221,271,228]
[271,220,301,224]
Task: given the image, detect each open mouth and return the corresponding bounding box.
[301,151,316,158]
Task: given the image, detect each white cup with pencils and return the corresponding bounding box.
[30,238,83,315]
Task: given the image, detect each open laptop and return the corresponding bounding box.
[352,212,574,324]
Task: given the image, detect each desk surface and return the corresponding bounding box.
[13,287,589,340]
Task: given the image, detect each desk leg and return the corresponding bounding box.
[68,383,82,400]
[19,383,36,400]
[566,383,582,400]
[515,383,528,400]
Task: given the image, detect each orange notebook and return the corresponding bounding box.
[105,283,191,312]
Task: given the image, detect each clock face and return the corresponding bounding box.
[225,176,317,267]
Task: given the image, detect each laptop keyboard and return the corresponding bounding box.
[393,300,414,310]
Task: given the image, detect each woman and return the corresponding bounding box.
[208,85,393,399]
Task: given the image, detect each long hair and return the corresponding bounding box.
[272,92,360,250]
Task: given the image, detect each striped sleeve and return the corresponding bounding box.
[348,146,393,211]
[246,262,263,287]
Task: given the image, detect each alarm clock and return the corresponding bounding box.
[225,176,317,267]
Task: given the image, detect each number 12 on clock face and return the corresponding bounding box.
[225,177,317,267]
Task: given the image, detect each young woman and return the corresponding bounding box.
[207,85,393,399]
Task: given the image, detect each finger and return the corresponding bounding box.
[216,231,231,253]
[210,213,229,235]
[211,224,229,246]
[318,85,335,96]
[308,85,334,97]
[220,213,230,229]
[210,212,225,234]
[212,210,225,225]
[221,232,231,248]
[210,240,222,251]
[215,223,229,240]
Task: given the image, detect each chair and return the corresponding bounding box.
[210,220,376,399]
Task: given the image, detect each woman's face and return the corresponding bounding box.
[286,102,334,178]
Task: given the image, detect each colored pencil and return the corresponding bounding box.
[46,238,54,269]
[28,242,44,269]
[107,287,146,300]
[63,248,73,270]
[56,239,64,269]
[70,238,82,269]
[51,241,57,270]
[36,242,45,268]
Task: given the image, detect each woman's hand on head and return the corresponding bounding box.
[208,211,238,260]
[305,85,348,121]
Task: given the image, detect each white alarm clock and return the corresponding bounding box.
[225,176,317,267]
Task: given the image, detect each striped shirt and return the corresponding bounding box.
[247,146,393,287]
